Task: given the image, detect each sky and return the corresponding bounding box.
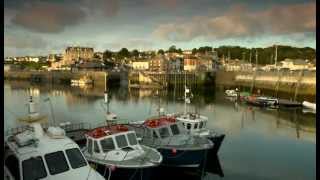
[4,0,316,57]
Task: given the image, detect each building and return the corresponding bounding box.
[132,61,149,70]
[183,50,192,55]
[63,47,94,63]
[280,59,309,70]
[149,56,168,72]
[167,57,183,72]
[184,57,198,71]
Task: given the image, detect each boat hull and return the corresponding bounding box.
[91,162,156,180]
[208,134,225,155]
[158,148,209,168]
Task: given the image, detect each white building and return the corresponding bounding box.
[280,59,309,70]
[132,61,149,70]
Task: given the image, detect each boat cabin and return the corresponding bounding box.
[4,124,103,180]
[143,117,185,139]
[175,113,208,134]
[85,125,142,161]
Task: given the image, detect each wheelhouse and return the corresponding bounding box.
[4,125,102,180]
[176,113,208,133]
[143,117,186,139]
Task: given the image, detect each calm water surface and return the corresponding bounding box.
[4,81,316,180]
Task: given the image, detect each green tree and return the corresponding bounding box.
[168,45,177,53]
[192,48,197,54]
[103,50,113,61]
[118,48,130,58]
[158,49,165,55]
[131,49,139,58]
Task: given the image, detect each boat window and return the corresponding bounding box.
[115,135,128,148]
[94,141,100,153]
[170,124,180,135]
[66,148,87,169]
[45,151,69,175]
[127,133,138,145]
[194,123,198,129]
[22,156,47,180]
[5,155,21,180]
[153,131,158,138]
[186,123,191,130]
[159,127,170,138]
[199,121,203,129]
[88,139,93,154]
[100,138,115,152]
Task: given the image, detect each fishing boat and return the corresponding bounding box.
[277,99,302,108]
[4,97,104,180]
[81,123,163,179]
[225,89,237,97]
[132,116,214,167]
[170,86,225,154]
[71,74,93,86]
[245,95,278,107]
[302,101,316,111]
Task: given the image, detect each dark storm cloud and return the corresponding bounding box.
[10,2,86,33]
[153,2,315,41]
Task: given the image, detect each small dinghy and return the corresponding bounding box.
[302,101,316,111]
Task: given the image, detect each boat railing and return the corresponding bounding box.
[5,126,31,137]
[5,122,92,137]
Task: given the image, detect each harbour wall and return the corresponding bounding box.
[4,70,107,88]
[215,70,316,100]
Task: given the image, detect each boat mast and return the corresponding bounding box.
[274,45,277,66]
[184,71,187,115]
[104,72,109,113]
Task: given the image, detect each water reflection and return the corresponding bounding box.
[4,81,316,180]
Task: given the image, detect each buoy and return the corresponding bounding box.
[172,148,177,155]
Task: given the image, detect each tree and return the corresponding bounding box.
[103,50,112,61]
[118,48,130,58]
[177,48,183,54]
[158,49,165,55]
[131,49,139,58]
[168,45,177,53]
[192,48,197,54]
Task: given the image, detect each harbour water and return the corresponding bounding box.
[4,80,316,180]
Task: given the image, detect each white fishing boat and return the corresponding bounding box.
[71,75,93,86]
[225,89,238,97]
[302,101,316,111]
[81,124,163,179]
[171,85,225,154]
[4,97,104,180]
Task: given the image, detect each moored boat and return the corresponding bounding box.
[131,116,213,168]
[81,124,163,179]
[4,97,104,180]
[302,101,316,111]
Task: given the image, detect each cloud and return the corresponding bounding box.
[82,0,120,17]
[11,2,86,33]
[101,39,155,51]
[4,33,48,49]
[152,2,316,41]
